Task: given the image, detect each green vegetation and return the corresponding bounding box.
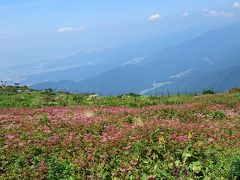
[0,86,240,179]
[202,89,215,95]
[1,86,240,109]
[229,87,240,94]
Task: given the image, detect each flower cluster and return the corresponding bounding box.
[1,99,240,179]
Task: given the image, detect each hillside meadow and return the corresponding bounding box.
[0,86,240,179]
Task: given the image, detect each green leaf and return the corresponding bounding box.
[190,161,202,174]
[183,152,192,159]
[168,163,174,169]
[175,160,181,168]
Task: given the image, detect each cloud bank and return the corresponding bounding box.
[202,9,234,18]
[233,1,240,8]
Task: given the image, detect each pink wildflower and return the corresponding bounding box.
[5,134,14,140]
[43,127,51,134]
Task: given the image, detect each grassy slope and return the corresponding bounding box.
[1,86,240,108]
[0,86,240,179]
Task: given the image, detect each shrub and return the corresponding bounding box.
[229,87,240,94]
[127,115,134,124]
[229,157,240,179]
[210,111,225,120]
[73,95,85,104]
[203,89,215,95]
[44,88,54,93]
[118,93,141,98]
[47,156,76,180]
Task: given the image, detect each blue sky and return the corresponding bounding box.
[1,0,239,36]
[0,0,240,66]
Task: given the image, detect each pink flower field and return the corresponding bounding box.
[1,97,240,179]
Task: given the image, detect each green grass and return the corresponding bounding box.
[1,86,240,109]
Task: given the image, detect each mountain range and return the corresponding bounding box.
[30,23,240,95]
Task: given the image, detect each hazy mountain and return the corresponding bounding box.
[182,65,240,92]
[31,23,240,95]
[22,27,207,84]
[33,80,80,92]
[146,65,240,95]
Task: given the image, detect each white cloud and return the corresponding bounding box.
[233,1,240,8]
[57,26,86,33]
[181,12,190,18]
[202,9,234,18]
[148,13,161,21]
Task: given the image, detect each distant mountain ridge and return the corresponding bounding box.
[23,27,207,85]
[31,23,240,95]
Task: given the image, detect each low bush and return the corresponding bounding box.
[229,87,240,94]
[203,89,215,95]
